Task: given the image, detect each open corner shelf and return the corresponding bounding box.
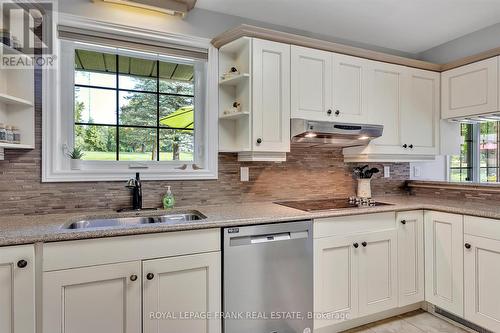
[219,111,250,120]
[0,142,34,149]
[219,73,250,86]
[0,93,33,106]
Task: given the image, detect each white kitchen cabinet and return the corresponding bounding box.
[43,261,142,333]
[143,252,221,333]
[251,38,290,153]
[291,47,367,124]
[343,64,440,162]
[401,69,440,155]
[333,53,368,124]
[291,46,332,121]
[358,229,398,316]
[424,211,464,317]
[397,211,425,307]
[314,235,359,329]
[441,57,498,119]
[220,37,290,161]
[463,215,500,332]
[0,245,35,333]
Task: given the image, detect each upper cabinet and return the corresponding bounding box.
[291,46,367,123]
[344,63,440,161]
[219,38,290,161]
[442,57,498,119]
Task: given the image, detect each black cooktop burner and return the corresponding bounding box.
[275,198,393,212]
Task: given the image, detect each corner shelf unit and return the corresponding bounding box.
[0,45,35,160]
[218,37,252,153]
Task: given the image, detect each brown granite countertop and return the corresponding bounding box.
[1,195,500,246]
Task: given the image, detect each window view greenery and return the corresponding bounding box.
[74,49,195,161]
[450,121,500,182]
[450,124,473,182]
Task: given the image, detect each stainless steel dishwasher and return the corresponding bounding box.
[223,220,313,333]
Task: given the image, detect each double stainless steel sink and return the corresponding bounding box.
[64,211,206,230]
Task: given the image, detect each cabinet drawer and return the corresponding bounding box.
[465,215,500,240]
[314,212,396,238]
[43,229,220,271]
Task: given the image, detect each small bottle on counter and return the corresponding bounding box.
[0,123,6,142]
[162,186,175,210]
[11,126,20,144]
[5,125,13,143]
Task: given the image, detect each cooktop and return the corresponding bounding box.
[275,198,393,212]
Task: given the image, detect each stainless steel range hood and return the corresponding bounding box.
[291,118,383,147]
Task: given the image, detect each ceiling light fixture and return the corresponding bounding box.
[96,0,195,17]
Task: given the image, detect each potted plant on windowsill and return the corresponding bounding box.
[67,147,84,170]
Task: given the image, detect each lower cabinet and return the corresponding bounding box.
[314,227,398,329]
[397,211,424,307]
[358,230,398,316]
[42,229,221,333]
[424,211,464,317]
[464,216,500,332]
[0,244,35,333]
[43,261,142,333]
[143,252,221,333]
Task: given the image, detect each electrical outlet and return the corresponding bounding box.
[413,166,422,178]
[240,167,249,182]
[384,165,391,178]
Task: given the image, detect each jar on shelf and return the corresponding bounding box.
[0,123,6,143]
[5,125,13,143]
[12,126,20,144]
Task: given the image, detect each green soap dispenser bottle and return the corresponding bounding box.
[162,186,175,210]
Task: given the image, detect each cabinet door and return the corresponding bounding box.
[358,230,398,316]
[314,235,358,329]
[367,61,404,149]
[291,45,332,121]
[442,57,498,119]
[333,53,367,123]
[43,261,141,333]
[143,252,221,333]
[424,211,464,317]
[401,69,440,155]
[397,211,424,307]
[252,38,290,152]
[464,235,500,332]
[0,245,35,333]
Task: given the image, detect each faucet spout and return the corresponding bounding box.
[125,172,142,210]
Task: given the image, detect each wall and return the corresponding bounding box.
[419,22,500,63]
[58,0,415,58]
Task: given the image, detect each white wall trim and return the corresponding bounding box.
[42,15,219,182]
[57,13,212,50]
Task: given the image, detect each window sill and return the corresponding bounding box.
[407,180,500,193]
[43,165,218,182]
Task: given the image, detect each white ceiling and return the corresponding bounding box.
[196,0,500,54]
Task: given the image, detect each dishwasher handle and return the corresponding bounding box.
[229,230,309,247]
[251,232,291,244]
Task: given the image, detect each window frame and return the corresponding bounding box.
[42,15,218,182]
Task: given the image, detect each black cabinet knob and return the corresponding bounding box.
[465,243,471,249]
[335,110,340,116]
[146,273,155,280]
[327,109,332,115]
[401,220,407,225]
[402,144,408,148]
[353,243,359,248]
[256,138,262,144]
[409,144,414,149]
[17,260,27,268]
[130,274,138,282]
[362,242,367,247]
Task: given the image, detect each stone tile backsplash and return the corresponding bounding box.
[0,71,409,215]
